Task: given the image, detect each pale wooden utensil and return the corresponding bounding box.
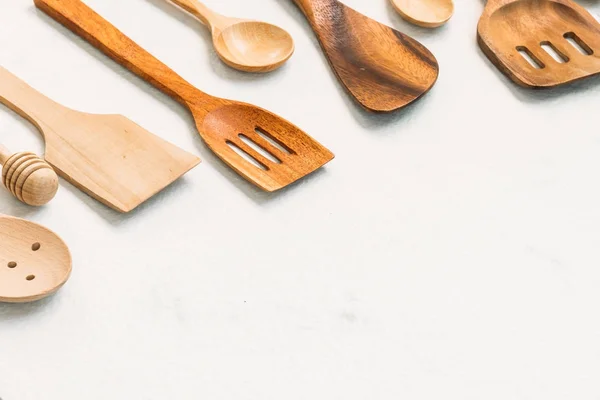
[390,0,454,28]
[36,0,334,192]
[166,0,294,72]
[0,66,200,212]
[478,0,600,88]
[0,215,71,303]
[291,0,439,112]
[0,144,59,206]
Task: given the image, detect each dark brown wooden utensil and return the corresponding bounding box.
[478,0,600,88]
[292,0,439,112]
[36,0,334,192]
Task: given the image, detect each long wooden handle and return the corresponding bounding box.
[0,66,65,136]
[169,0,216,27]
[34,0,211,108]
[0,144,12,164]
[292,0,336,18]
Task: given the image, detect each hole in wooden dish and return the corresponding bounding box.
[517,46,545,69]
[26,275,35,281]
[541,41,569,63]
[255,127,294,155]
[32,242,41,251]
[239,134,281,164]
[226,140,268,171]
[564,32,593,55]
[7,262,17,268]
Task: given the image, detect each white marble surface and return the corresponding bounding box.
[1,0,600,398]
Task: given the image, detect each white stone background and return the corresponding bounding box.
[1,0,600,399]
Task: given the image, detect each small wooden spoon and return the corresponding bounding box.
[167,0,295,72]
[390,0,454,28]
[0,215,71,303]
[0,145,59,206]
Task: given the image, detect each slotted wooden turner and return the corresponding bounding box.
[36,0,334,191]
[0,66,200,212]
[292,0,439,112]
[478,0,600,88]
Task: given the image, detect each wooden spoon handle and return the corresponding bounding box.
[169,0,217,27]
[34,0,210,108]
[0,66,64,136]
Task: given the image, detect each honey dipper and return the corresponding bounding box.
[0,144,58,206]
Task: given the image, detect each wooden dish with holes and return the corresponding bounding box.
[0,215,71,303]
[478,0,600,88]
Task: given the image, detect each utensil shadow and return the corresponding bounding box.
[0,295,59,323]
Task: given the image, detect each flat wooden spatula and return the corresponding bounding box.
[36,0,334,192]
[291,0,439,112]
[478,0,600,88]
[0,66,200,212]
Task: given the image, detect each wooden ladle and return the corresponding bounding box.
[390,0,454,28]
[166,0,295,72]
[0,215,71,303]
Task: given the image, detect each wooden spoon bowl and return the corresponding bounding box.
[0,215,71,303]
[391,0,454,28]
[168,0,294,73]
[214,21,295,72]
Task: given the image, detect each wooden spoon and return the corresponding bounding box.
[0,215,71,303]
[291,0,439,112]
[390,0,454,28]
[36,0,334,192]
[0,145,59,206]
[166,0,294,72]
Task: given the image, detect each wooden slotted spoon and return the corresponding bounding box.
[36,0,334,192]
[478,0,600,88]
[0,215,71,303]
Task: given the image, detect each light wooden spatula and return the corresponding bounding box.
[0,66,200,212]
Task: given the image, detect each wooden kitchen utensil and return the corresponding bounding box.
[36,0,334,192]
[390,0,454,28]
[0,215,71,303]
[165,0,294,72]
[0,144,59,206]
[478,0,600,88]
[290,0,439,112]
[0,66,200,212]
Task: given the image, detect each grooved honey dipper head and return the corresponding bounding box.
[1,152,58,206]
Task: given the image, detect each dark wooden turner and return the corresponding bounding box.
[478,0,600,88]
[36,0,334,192]
[292,0,439,112]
